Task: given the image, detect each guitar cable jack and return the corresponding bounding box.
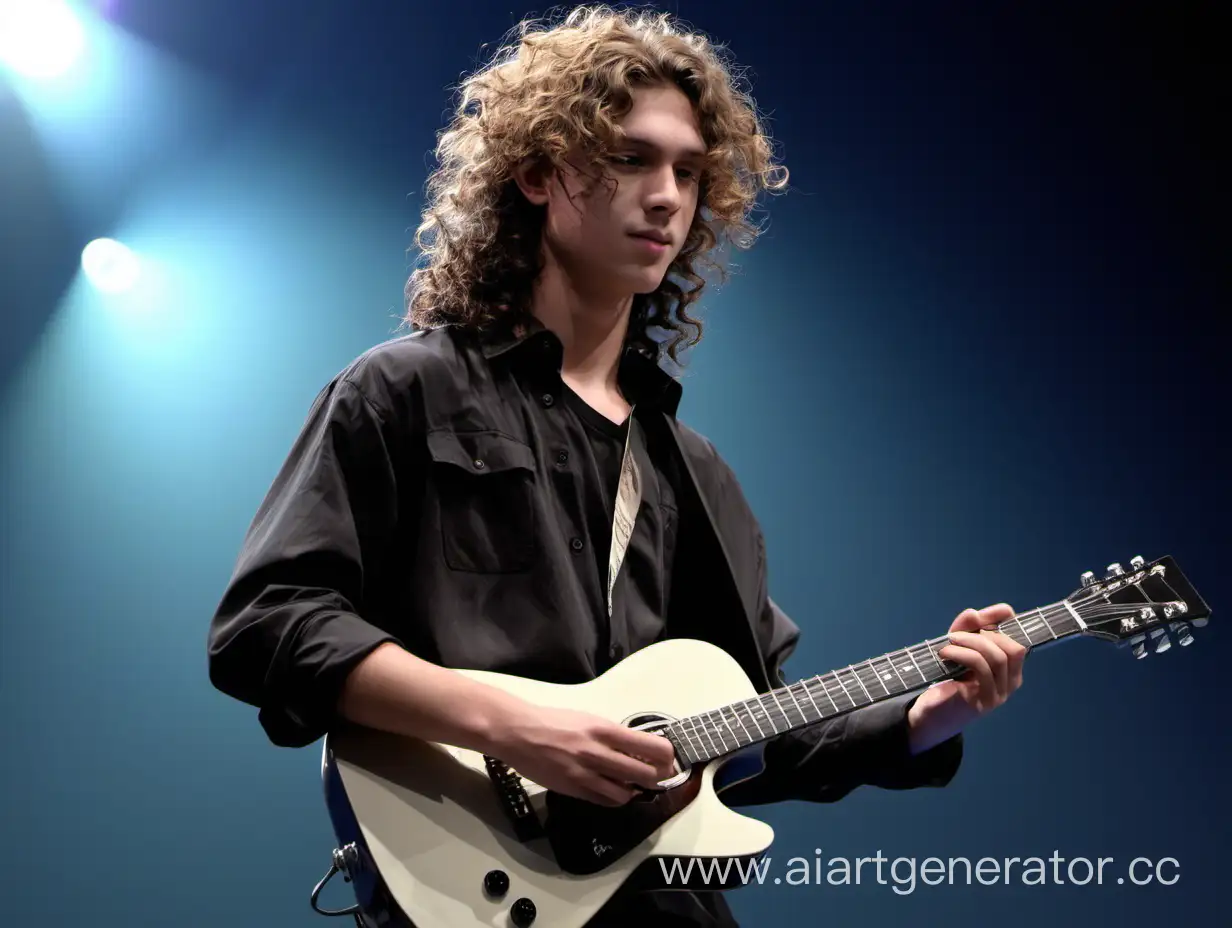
[310,842,363,924]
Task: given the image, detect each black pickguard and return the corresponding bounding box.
[542,764,705,875]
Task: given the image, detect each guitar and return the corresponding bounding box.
[309,555,1209,928]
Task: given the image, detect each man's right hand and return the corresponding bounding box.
[489,702,679,807]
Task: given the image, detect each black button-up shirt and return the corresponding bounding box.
[207,317,962,926]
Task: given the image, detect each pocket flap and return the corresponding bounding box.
[427,429,535,475]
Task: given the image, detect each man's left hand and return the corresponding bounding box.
[906,603,1027,754]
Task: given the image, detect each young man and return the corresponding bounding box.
[207,6,1027,926]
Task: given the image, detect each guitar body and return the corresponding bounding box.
[322,638,776,928]
[315,554,1209,927]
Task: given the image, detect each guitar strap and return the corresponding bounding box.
[606,405,642,620]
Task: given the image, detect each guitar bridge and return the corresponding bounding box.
[484,755,544,843]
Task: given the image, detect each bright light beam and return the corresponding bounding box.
[82,238,140,294]
[0,0,86,80]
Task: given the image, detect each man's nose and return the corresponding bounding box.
[644,168,682,211]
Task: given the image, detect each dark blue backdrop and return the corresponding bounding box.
[1,2,1225,926]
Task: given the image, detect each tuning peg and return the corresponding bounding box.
[1150,627,1171,653]
[1170,621,1195,646]
[1081,571,1096,587]
[1130,556,1145,570]
[1107,563,1125,577]
[1132,641,1149,659]
[1192,617,1208,628]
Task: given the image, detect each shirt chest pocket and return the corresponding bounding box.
[426,429,537,573]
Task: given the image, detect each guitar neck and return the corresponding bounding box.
[663,600,1083,766]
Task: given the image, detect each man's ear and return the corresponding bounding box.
[511,156,553,206]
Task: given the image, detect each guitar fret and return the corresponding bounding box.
[746,699,767,737]
[886,654,909,691]
[691,717,711,756]
[782,682,807,724]
[866,659,892,696]
[1011,614,1030,644]
[690,717,710,754]
[798,681,824,719]
[905,648,926,683]
[832,670,855,708]
[718,707,741,746]
[849,666,872,703]
[707,712,728,753]
[675,738,698,765]
[813,676,840,714]
[766,688,790,730]
[709,717,727,754]
[678,720,703,763]
[730,704,755,742]
[1018,613,1038,641]
[766,695,785,733]
[689,714,709,754]
[875,662,893,692]
[741,700,766,739]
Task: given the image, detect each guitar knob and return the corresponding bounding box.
[1080,571,1095,587]
[1107,563,1124,577]
[510,897,537,926]
[1130,556,1145,570]
[483,869,509,898]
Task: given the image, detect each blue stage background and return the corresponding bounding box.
[1,2,1225,926]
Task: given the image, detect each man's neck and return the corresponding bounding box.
[529,262,632,397]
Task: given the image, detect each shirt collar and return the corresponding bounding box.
[476,315,683,416]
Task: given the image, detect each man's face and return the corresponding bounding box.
[535,84,707,300]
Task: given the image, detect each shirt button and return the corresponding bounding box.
[541,393,555,407]
[570,537,584,552]
[556,450,568,465]
[472,458,485,469]
[609,644,624,660]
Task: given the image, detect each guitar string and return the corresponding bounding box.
[665,585,1182,761]
[698,580,1174,739]
[669,606,1062,750]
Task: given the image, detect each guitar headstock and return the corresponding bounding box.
[1067,555,1211,658]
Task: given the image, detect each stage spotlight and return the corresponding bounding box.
[0,0,85,80]
[82,238,140,294]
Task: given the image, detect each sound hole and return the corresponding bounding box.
[542,711,702,876]
[623,712,690,790]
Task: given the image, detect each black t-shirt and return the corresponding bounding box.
[558,383,678,672]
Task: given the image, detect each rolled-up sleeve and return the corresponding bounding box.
[207,376,405,747]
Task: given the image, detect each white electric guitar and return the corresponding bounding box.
[308,555,1209,928]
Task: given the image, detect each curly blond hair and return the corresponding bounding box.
[404,4,788,365]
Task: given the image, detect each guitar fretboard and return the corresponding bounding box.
[663,602,1078,765]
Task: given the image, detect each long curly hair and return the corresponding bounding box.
[403,4,788,366]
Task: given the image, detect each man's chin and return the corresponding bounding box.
[628,269,670,296]
[568,263,668,300]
